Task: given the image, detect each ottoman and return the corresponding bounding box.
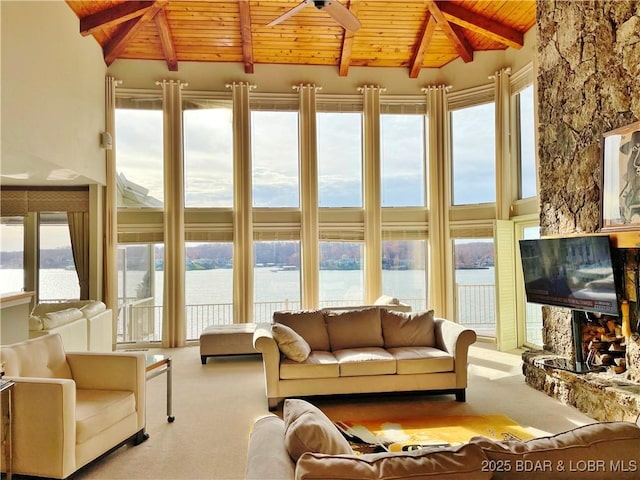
[199,323,258,364]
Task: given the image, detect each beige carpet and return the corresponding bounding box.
[73,342,595,480]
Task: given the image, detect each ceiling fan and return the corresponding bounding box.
[267,0,362,32]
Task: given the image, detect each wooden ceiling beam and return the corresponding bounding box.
[238,0,255,74]
[426,0,473,63]
[339,0,359,77]
[154,8,178,71]
[438,2,524,49]
[80,1,159,36]
[103,1,167,66]
[409,12,436,79]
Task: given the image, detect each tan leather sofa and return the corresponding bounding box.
[0,333,146,479]
[245,399,640,480]
[253,306,477,409]
[29,300,113,352]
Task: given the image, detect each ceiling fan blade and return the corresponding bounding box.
[267,0,312,27]
[323,0,361,32]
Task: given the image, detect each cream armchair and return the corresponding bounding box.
[0,333,146,479]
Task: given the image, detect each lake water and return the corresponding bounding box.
[0,267,495,304]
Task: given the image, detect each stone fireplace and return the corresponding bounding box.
[526,1,640,422]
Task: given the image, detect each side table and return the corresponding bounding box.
[1,379,15,480]
[145,354,175,423]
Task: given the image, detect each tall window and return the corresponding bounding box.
[117,244,163,343]
[454,238,495,337]
[115,107,164,208]
[319,241,364,306]
[382,239,427,310]
[254,241,301,321]
[184,241,233,340]
[39,213,79,301]
[317,112,363,207]
[516,85,536,199]
[451,102,496,205]
[252,111,300,207]
[381,114,425,206]
[183,102,234,207]
[0,217,24,294]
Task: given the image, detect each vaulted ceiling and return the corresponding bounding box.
[66,0,536,78]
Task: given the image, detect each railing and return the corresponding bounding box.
[455,284,496,337]
[116,285,497,344]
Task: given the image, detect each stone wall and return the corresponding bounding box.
[537,0,640,360]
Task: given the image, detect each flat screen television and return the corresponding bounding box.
[519,235,619,316]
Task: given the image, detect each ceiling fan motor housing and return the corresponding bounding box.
[314,0,329,9]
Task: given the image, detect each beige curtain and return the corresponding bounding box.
[360,85,384,304]
[160,80,187,347]
[105,76,120,348]
[296,84,320,309]
[228,82,254,324]
[424,85,452,318]
[494,67,512,220]
[67,212,90,299]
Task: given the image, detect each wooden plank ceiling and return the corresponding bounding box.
[66,0,536,78]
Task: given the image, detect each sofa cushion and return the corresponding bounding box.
[283,399,353,462]
[470,421,640,480]
[42,307,84,330]
[381,309,436,348]
[324,307,383,351]
[333,348,396,376]
[280,351,339,379]
[388,346,454,374]
[274,310,330,352]
[76,389,136,444]
[79,300,107,318]
[272,323,311,362]
[295,443,492,480]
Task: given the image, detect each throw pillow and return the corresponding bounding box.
[273,310,330,351]
[29,315,44,331]
[324,307,384,351]
[272,323,311,362]
[295,444,492,480]
[283,399,353,462]
[381,309,436,348]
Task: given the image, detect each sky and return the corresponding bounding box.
[1,89,536,253]
[114,94,527,209]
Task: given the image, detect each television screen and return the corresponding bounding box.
[519,235,619,316]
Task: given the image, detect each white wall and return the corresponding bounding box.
[1,1,107,186]
[108,28,535,95]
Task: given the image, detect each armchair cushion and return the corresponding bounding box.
[75,389,136,444]
[42,307,84,330]
[79,301,107,318]
[2,333,73,378]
